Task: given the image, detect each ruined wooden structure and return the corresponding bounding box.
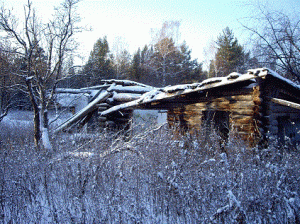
[54,80,154,132]
[55,68,300,147]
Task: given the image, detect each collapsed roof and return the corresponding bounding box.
[54,68,300,133]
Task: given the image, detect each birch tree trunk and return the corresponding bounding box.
[26,77,41,149]
[0,0,81,150]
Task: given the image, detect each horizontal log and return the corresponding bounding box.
[231,114,253,120]
[231,110,255,116]
[98,106,109,111]
[107,85,153,94]
[271,97,300,111]
[97,103,110,107]
[206,101,230,110]
[206,97,230,102]
[232,117,254,125]
[185,104,207,111]
[229,101,255,109]
[103,79,154,88]
[230,95,254,101]
[98,117,107,122]
[183,111,202,117]
[112,93,141,102]
[186,117,203,124]
[55,88,92,94]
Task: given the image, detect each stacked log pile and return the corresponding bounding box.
[54,80,154,132]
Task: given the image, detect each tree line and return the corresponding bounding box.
[77,22,206,88]
[0,0,300,150]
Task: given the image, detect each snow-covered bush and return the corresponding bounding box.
[0,122,300,223]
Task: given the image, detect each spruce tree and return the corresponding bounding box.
[84,37,115,86]
[211,27,244,77]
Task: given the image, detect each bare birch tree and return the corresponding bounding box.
[0,0,81,150]
[242,5,300,81]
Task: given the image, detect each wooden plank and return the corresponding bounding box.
[271,98,300,111]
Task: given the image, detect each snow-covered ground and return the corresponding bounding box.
[1,109,300,223]
[1,110,33,125]
[0,109,74,129]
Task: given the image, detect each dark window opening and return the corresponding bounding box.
[202,110,230,141]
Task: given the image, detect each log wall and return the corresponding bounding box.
[261,76,300,145]
[168,84,263,146]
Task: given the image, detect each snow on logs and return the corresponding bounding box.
[54,90,112,133]
[54,79,154,132]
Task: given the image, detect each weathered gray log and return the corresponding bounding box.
[97,103,110,107]
[107,85,153,94]
[103,79,154,88]
[55,88,92,94]
[80,84,110,91]
[98,116,107,122]
[271,98,300,111]
[54,90,112,133]
[98,107,109,111]
[112,93,141,102]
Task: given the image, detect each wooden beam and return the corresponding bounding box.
[54,91,112,133]
[270,98,300,111]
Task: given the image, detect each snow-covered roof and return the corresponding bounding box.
[54,68,300,132]
[101,68,300,116]
[255,68,300,90]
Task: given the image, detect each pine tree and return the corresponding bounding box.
[131,48,142,81]
[177,42,205,84]
[211,27,244,77]
[129,45,154,85]
[83,37,115,86]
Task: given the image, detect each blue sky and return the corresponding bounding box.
[3,0,300,66]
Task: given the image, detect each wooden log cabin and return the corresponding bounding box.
[101,68,300,147]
